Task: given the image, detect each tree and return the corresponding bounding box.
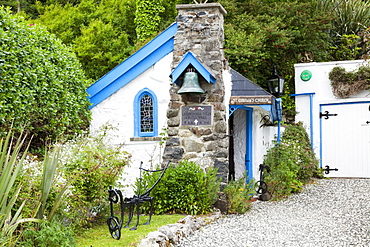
[134,0,164,42]
[0,7,91,150]
[35,0,137,80]
[220,0,331,87]
[317,0,370,60]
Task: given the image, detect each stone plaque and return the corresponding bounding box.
[181,106,212,126]
[230,95,273,105]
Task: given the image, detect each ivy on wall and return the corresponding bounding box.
[329,64,370,98]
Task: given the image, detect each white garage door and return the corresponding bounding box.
[321,102,370,178]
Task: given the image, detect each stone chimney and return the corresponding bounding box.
[163,3,229,182]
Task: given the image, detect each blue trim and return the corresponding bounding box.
[291,93,316,97]
[319,104,323,168]
[87,23,178,109]
[170,51,216,84]
[245,108,253,182]
[291,93,315,149]
[320,101,370,106]
[134,88,158,137]
[319,100,370,168]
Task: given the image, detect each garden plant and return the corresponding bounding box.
[138,160,221,215]
[263,123,322,200]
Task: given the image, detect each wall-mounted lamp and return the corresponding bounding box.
[266,65,284,143]
[266,65,285,98]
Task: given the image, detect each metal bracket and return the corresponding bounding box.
[320,111,338,119]
[324,165,338,174]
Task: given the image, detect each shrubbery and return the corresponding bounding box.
[0,7,91,151]
[19,220,75,247]
[263,123,321,199]
[223,176,255,214]
[7,125,130,245]
[138,160,221,215]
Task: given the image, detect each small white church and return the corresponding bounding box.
[87,3,280,191]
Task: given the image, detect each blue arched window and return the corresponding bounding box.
[134,88,158,137]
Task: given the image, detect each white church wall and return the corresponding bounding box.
[90,53,173,194]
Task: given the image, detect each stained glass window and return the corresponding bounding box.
[140,94,153,132]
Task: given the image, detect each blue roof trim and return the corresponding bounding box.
[170,51,216,85]
[87,22,178,109]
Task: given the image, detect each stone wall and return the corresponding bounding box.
[162,3,229,182]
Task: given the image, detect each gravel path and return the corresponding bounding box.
[176,178,370,247]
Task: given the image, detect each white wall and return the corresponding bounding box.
[90,53,173,195]
[294,59,370,159]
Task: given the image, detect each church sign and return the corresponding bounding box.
[181,106,212,126]
[230,96,273,105]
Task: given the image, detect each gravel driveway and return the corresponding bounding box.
[176,178,370,247]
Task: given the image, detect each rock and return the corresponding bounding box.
[137,211,223,247]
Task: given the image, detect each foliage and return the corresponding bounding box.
[35,0,137,80]
[138,160,221,215]
[318,0,370,36]
[0,7,91,151]
[35,147,70,221]
[263,123,321,200]
[329,65,370,98]
[223,176,255,214]
[15,124,130,236]
[329,34,362,61]
[57,125,131,230]
[19,220,75,247]
[0,0,39,18]
[318,0,370,60]
[0,130,39,247]
[220,0,331,90]
[358,27,370,60]
[134,0,164,42]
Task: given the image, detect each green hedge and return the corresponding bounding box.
[0,7,91,150]
[138,160,221,215]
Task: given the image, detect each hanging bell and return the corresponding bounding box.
[177,71,205,94]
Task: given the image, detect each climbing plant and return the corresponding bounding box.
[329,65,370,98]
[134,0,164,42]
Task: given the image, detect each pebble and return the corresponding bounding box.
[176,179,370,247]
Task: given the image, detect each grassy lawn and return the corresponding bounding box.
[76,214,185,247]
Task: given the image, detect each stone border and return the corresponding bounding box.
[137,210,223,247]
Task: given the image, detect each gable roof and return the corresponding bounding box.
[230,68,271,97]
[170,51,216,85]
[87,22,178,109]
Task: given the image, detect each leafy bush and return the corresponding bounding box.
[19,220,75,247]
[16,125,131,234]
[0,7,91,151]
[263,123,321,200]
[54,126,131,230]
[223,176,255,214]
[138,160,221,215]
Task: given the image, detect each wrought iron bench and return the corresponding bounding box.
[107,161,169,240]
